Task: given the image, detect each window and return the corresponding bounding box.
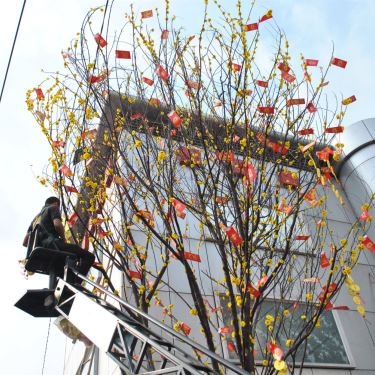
[219,296,351,367]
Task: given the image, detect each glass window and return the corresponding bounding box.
[219,296,351,366]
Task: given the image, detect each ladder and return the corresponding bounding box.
[15,240,248,375]
[54,272,248,375]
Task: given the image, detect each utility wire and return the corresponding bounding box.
[41,318,52,375]
[0,0,27,104]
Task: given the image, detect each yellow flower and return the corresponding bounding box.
[189,308,198,316]
[135,139,142,147]
[158,150,167,162]
[285,338,294,347]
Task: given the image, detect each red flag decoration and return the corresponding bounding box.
[246,283,261,297]
[167,110,182,128]
[320,252,330,268]
[268,342,283,361]
[161,29,169,39]
[59,164,73,177]
[278,62,290,72]
[218,326,233,335]
[129,270,141,280]
[130,113,143,121]
[155,65,169,81]
[216,151,235,163]
[183,252,201,262]
[244,23,258,31]
[295,235,310,241]
[281,71,296,83]
[113,175,127,187]
[89,75,104,84]
[359,210,371,222]
[244,162,257,182]
[115,50,131,59]
[81,129,97,140]
[172,198,187,218]
[186,80,201,90]
[362,235,375,251]
[215,196,229,205]
[65,185,78,193]
[325,126,344,134]
[306,102,317,113]
[149,98,161,106]
[227,342,236,352]
[287,98,305,106]
[277,201,292,215]
[34,88,44,100]
[256,80,268,88]
[225,226,244,246]
[231,63,242,72]
[259,9,272,22]
[342,95,356,105]
[316,147,334,161]
[68,213,78,227]
[298,128,314,136]
[94,33,107,48]
[181,323,191,335]
[258,106,275,114]
[51,140,65,148]
[331,57,347,68]
[305,59,319,66]
[141,9,153,19]
[142,76,154,86]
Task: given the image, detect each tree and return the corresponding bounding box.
[26,1,372,373]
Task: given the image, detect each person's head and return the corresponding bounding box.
[45,196,60,207]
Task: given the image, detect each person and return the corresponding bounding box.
[23,196,95,283]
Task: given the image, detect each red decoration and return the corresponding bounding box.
[305,59,319,66]
[115,50,131,59]
[155,65,169,81]
[320,252,330,268]
[246,283,261,297]
[161,29,169,39]
[342,95,356,105]
[325,126,344,134]
[298,128,314,136]
[331,57,347,68]
[306,102,317,113]
[277,62,290,72]
[183,252,201,262]
[287,98,305,106]
[172,198,187,219]
[142,76,154,86]
[141,10,153,19]
[94,33,107,48]
[316,147,334,161]
[129,270,141,279]
[231,63,242,72]
[81,129,97,140]
[59,164,73,177]
[130,113,143,121]
[281,71,296,83]
[181,323,191,335]
[51,140,65,148]
[244,23,258,31]
[255,80,268,87]
[215,151,235,163]
[359,210,371,221]
[34,88,44,100]
[167,110,182,128]
[278,171,299,188]
[227,342,236,352]
[244,162,257,182]
[186,80,201,90]
[65,186,78,193]
[258,106,275,114]
[218,326,233,335]
[176,147,202,166]
[362,235,375,251]
[68,213,78,227]
[89,75,103,84]
[295,235,310,241]
[259,10,272,22]
[225,226,244,246]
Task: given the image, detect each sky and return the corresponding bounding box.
[0,0,374,374]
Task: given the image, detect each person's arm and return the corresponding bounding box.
[22,232,30,247]
[53,218,66,242]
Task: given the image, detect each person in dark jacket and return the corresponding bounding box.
[23,196,95,280]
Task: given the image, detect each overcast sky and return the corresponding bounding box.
[1,1,374,374]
